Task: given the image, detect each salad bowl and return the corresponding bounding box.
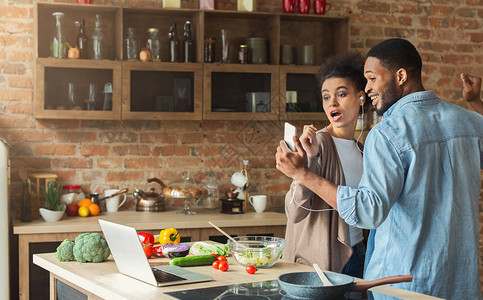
[228,236,286,268]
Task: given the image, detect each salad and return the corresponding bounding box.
[231,247,283,267]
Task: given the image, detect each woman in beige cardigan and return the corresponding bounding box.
[283,53,370,278]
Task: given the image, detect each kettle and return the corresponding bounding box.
[133,178,166,212]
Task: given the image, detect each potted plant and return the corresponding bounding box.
[39,181,65,222]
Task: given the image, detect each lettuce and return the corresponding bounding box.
[189,242,229,256]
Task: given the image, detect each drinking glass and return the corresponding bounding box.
[86,83,97,110]
[221,29,231,63]
[67,82,76,109]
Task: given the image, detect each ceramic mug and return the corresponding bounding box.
[283,0,298,13]
[231,171,248,187]
[104,189,127,213]
[249,195,267,213]
[314,0,331,15]
[298,0,310,14]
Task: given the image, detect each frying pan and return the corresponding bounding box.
[278,272,413,299]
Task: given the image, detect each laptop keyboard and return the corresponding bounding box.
[152,268,187,283]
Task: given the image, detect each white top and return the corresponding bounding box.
[332,136,364,246]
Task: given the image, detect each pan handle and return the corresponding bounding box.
[355,274,413,291]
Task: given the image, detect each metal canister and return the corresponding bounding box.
[239,44,248,64]
[90,193,101,212]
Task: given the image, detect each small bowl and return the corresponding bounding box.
[228,236,286,268]
[39,207,65,222]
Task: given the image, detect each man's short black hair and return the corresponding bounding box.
[366,38,422,78]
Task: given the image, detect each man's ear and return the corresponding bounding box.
[396,68,407,86]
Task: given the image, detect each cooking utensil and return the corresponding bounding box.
[98,188,128,202]
[313,263,332,286]
[133,178,165,212]
[208,221,245,247]
[278,272,413,299]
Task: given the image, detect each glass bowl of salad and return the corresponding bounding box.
[228,236,286,268]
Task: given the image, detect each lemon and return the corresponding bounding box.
[78,206,90,217]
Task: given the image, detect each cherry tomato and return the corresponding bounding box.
[217,255,226,262]
[246,265,256,274]
[211,254,218,259]
[218,261,229,272]
[143,245,153,259]
[212,260,220,269]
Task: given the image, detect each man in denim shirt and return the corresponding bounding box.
[276,38,483,299]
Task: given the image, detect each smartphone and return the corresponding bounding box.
[284,122,297,152]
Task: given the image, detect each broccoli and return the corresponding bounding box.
[73,232,110,263]
[55,239,75,262]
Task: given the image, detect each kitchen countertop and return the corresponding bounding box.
[14,209,287,300]
[13,209,287,234]
[34,253,443,300]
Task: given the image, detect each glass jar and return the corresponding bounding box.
[51,12,67,58]
[203,173,219,209]
[147,28,161,61]
[125,27,138,60]
[60,184,85,205]
[204,37,216,63]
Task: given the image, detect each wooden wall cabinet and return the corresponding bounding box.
[34,2,349,121]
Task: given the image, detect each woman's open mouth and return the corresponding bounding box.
[330,110,342,121]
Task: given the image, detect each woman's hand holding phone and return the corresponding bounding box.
[300,124,318,157]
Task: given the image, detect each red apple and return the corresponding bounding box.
[66,204,79,217]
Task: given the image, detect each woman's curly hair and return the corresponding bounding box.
[316,52,371,113]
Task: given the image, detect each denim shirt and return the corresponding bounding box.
[337,91,483,299]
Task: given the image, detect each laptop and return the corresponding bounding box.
[98,219,212,287]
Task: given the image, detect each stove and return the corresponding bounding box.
[165,280,403,300]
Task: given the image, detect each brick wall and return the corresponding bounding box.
[1,0,482,296]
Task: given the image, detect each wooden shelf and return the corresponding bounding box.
[34,3,349,121]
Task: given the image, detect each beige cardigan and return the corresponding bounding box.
[283,128,352,272]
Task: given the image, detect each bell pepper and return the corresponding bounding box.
[138,232,154,246]
[159,228,180,245]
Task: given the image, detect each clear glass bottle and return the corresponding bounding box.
[183,21,193,63]
[169,23,179,62]
[125,27,138,60]
[91,14,104,60]
[76,19,88,59]
[147,28,161,61]
[51,12,67,58]
[203,172,219,209]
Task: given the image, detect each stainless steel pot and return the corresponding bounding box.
[133,178,166,212]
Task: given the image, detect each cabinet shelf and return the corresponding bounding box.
[34,3,349,121]
[203,63,279,120]
[122,61,203,120]
[35,58,121,120]
[36,2,122,61]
